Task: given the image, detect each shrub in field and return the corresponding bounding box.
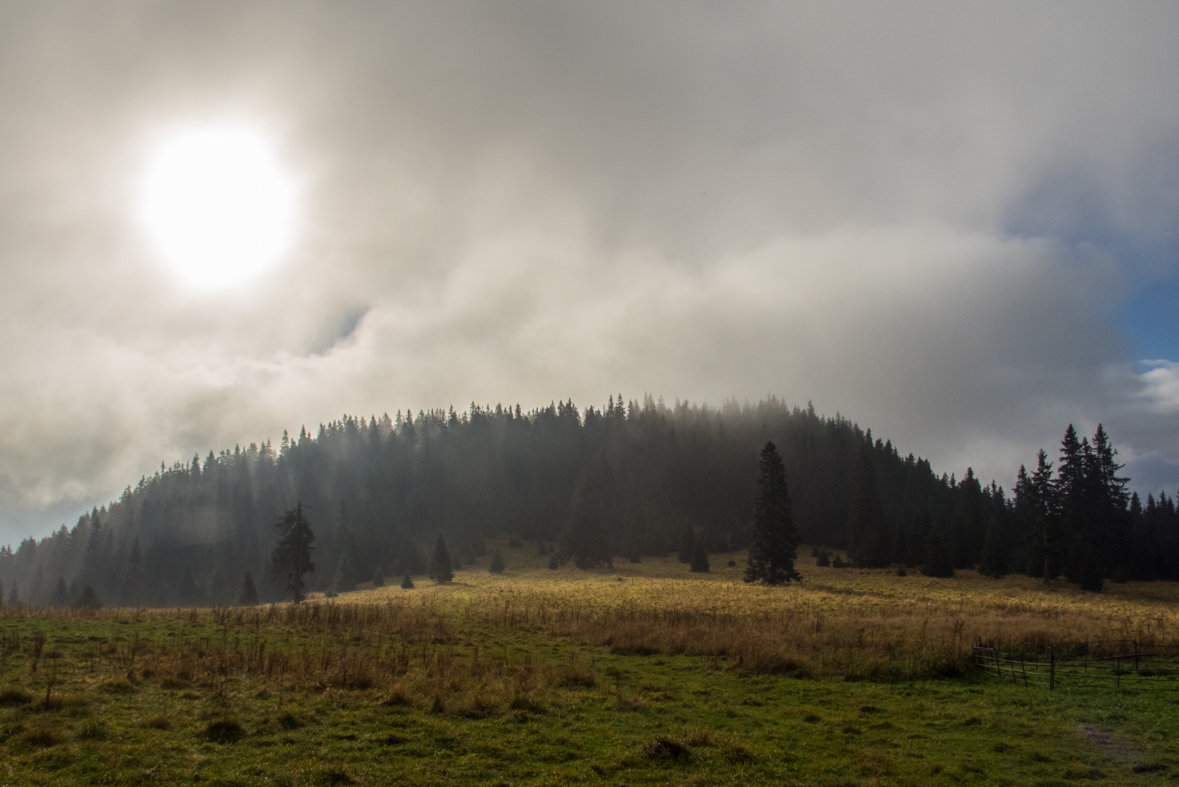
[816,549,831,567]
[489,550,505,574]
[400,574,414,589]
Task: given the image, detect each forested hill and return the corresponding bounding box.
[0,395,1172,607]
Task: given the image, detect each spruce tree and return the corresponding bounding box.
[977,516,1007,578]
[73,586,101,610]
[689,541,710,573]
[6,582,19,607]
[51,576,68,608]
[372,565,385,587]
[177,566,198,606]
[557,474,613,569]
[333,552,356,593]
[744,441,800,585]
[488,549,505,574]
[920,530,955,578]
[237,572,259,606]
[848,441,890,568]
[271,503,316,603]
[400,573,414,589]
[428,535,454,583]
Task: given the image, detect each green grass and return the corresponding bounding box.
[1,545,1178,785]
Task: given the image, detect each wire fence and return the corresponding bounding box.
[973,639,1179,691]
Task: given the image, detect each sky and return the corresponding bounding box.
[2,2,1179,544]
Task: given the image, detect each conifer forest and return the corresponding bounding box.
[0,395,1173,608]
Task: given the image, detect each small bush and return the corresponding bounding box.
[400,574,414,590]
[204,719,246,744]
[278,712,303,730]
[76,720,109,741]
[0,689,32,706]
[21,723,63,748]
[643,737,690,760]
[508,536,522,548]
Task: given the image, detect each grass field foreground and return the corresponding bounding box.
[1,544,1178,785]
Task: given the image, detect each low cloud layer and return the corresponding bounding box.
[3,2,1179,542]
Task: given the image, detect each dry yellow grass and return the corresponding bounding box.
[339,541,1179,679]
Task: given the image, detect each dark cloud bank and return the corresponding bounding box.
[2,2,1179,543]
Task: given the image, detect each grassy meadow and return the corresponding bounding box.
[1,543,1178,785]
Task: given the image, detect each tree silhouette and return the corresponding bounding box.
[689,541,710,573]
[271,503,316,603]
[237,572,259,606]
[489,549,505,574]
[428,535,454,584]
[744,441,800,585]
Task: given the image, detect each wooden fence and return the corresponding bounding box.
[972,639,1179,691]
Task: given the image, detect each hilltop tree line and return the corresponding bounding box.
[0,394,1173,607]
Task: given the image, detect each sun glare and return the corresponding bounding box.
[140,125,297,290]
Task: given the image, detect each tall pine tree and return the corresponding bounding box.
[271,503,316,603]
[744,442,800,585]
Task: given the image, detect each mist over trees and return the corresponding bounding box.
[0,394,1174,607]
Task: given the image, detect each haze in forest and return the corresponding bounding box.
[3,2,1179,543]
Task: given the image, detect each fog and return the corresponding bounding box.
[2,2,1179,542]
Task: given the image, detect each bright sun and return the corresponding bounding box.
[140,125,297,290]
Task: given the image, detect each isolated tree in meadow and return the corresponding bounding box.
[177,566,199,606]
[333,551,356,593]
[400,573,415,589]
[744,441,800,585]
[271,503,316,603]
[977,515,1007,578]
[237,572,259,606]
[73,585,101,610]
[558,474,613,570]
[372,565,385,587]
[689,541,710,573]
[920,530,955,578]
[428,535,454,584]
[489,549,505,574]
[6,582,19,607]
[51,576,68,608]
[848,441,890,568]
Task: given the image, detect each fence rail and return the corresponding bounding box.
[973,640,1179,691]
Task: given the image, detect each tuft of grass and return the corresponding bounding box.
[642,737,691,761]
[204,719,246,744]
[20,722,64,748]
[0,688,32,706]
[99,678,135,694]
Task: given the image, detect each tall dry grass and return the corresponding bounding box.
[2,547,1177,689]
